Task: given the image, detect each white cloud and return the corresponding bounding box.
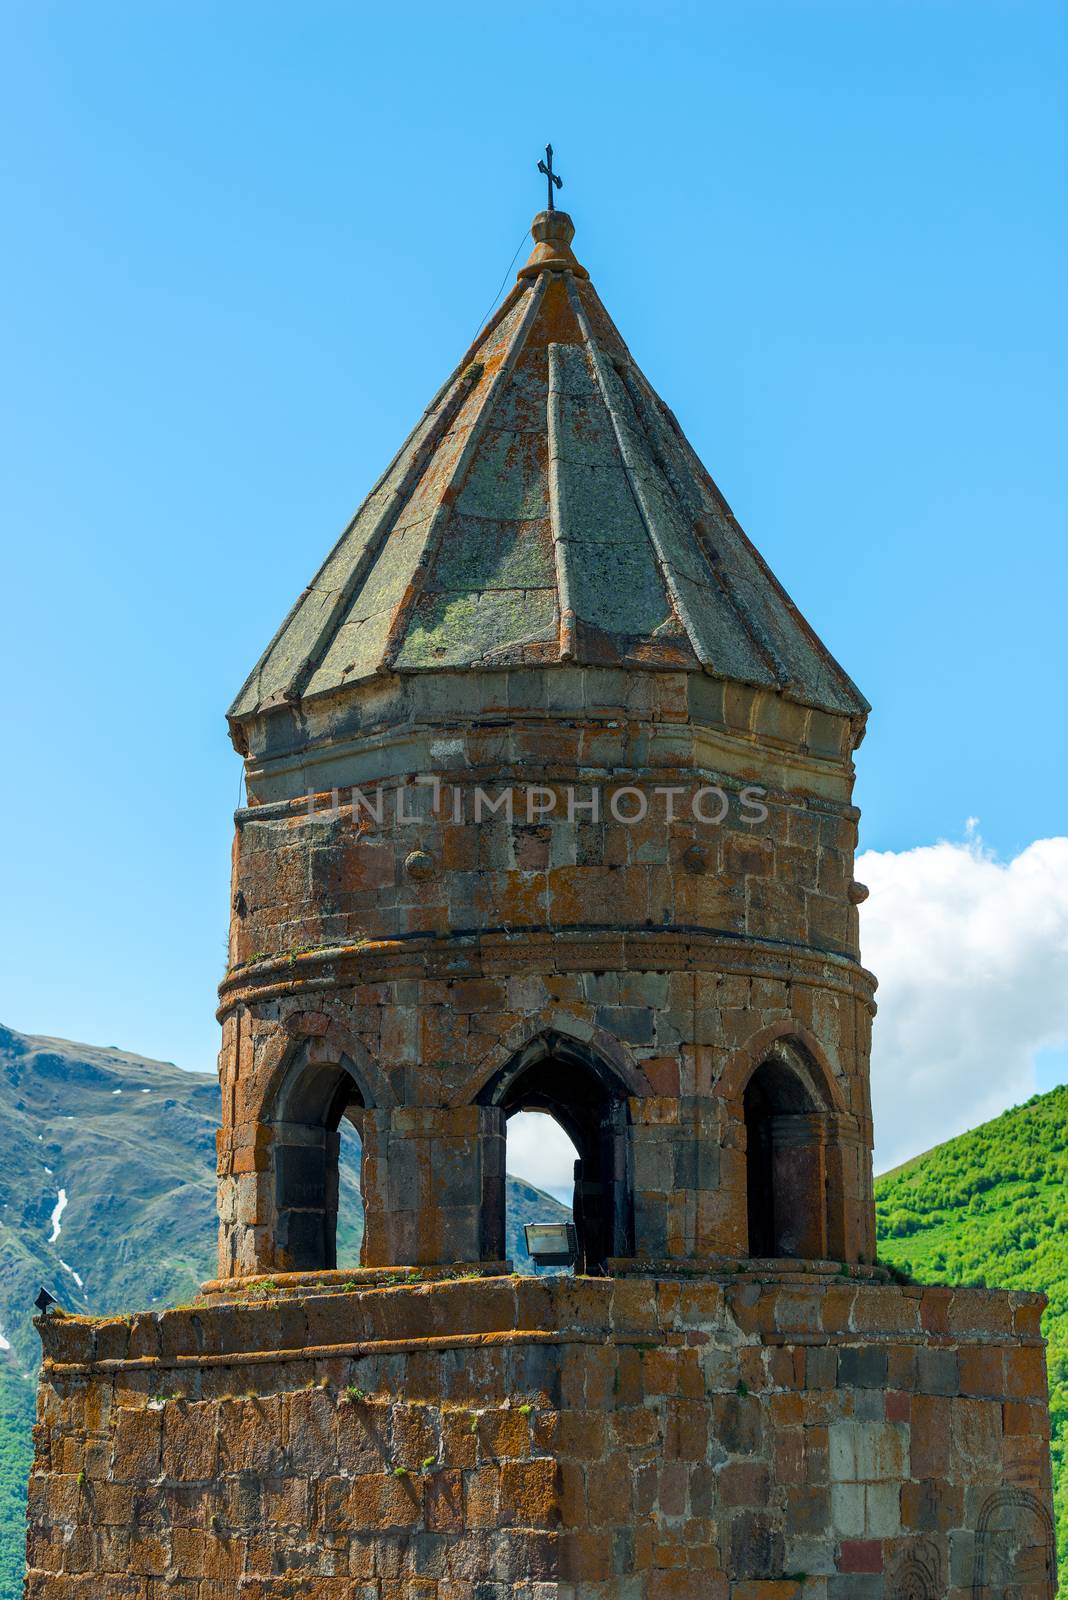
[506,1111,577,1207]
[858,833,1068,1173]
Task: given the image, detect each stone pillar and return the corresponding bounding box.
[769,1111,829,1260]
[629,1096,722,1262]
[272,1120,341,1271]
[828,1113,876,1264]
[216,1120,274,1277]
[572,1100,633,1273]
[479,1104,508,1264]
[361,1105,508,1268]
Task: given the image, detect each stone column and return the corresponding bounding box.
[826,1113,875,1264]
[272,1120,341,1271]
[629,1096,723,1262]
[361,1105,508,1268]
[768,1111,829,1260]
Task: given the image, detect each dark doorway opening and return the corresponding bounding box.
[272,1054,366,1271]
[743,1057,827,1260]
[481,1035,633,1276]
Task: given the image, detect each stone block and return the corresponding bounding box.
[828,1420,908,1483]
[916,1345,959,1397]
[830,1481,865,1537]
[837,1346,887,1390]
[110,1408,161,1483]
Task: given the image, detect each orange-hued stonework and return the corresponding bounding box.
[23,208,1058,1596]
[27,1277,1056,1598]
[214,664,877,1283]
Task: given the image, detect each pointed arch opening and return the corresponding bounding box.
[478,1032,634,1276]
[270,1047,370,1272]
[743,1047,834,1261]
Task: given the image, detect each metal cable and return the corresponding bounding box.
[471,227,530,342]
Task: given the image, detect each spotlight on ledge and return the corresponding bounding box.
[524,1221,578,1270]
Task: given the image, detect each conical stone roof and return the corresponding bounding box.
[230,209,867,723]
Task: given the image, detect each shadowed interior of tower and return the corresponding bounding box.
[744,1053,836,1260]
[271,1049,366,1272]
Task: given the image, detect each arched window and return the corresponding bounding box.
[270,1050,368,1272]
[743,1055,829,1261]
[479,1034,633,1276]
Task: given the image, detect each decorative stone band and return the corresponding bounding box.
[239,721,859,813]
[42,1328,653,1379]
[218,924,878,1019]
[234,633,865,789]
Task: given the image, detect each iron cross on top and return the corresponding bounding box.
[537,145,563,212]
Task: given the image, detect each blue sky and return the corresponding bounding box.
[1,2,1065,1118]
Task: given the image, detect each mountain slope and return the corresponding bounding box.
[0,1025,219,1373]
[0,1024,570,1598]
[875,1082,1068,1571]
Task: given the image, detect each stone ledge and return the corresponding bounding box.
[218,924,878,1015]
[42,1327,652,1377]
[199,1260,891,1303]
[35,1276,1048,1376]
[200,1262,514,1299]
[605,1257,892,1283]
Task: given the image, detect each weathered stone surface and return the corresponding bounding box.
[214,646,878,1280]
[24,1279,1056,1597]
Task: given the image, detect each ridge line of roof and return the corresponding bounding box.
[381,273,550,673]
[227,279,544,730]
[619,364,790,690]
[286,358,495,706]
[450,277,532,401]
[565,275,709,668]
[546,330,578,662]
[670,411,871,715]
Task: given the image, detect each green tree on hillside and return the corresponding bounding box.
[875,1084,1068,1572]
[0,1377,34,1600]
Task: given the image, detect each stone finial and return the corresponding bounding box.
[517,209,589,281]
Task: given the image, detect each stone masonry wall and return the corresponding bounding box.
[24,1275,1057,1599]
[229,667,865,968]
[215,665,877,1279]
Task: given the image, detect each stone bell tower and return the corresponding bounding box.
[216,202,877,1285]
[25,202,1057,1599]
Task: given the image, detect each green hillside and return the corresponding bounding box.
[875,1082,1068,1570]
[0,1379,33,1600]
